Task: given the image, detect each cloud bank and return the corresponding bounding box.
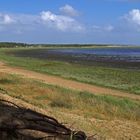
[0,5,84,33]
[0,5,140,44]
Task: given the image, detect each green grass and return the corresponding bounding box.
[0,71,140,139]
[0,72,139,121]
[0,48,140,95]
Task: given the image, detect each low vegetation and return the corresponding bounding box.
[1,72,139,121]
[0,72,140,139]
[0,46,140,139]
[0,48,140,95]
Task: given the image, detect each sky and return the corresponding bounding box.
[0,0,140,45]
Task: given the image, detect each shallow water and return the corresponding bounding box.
[13,47,140,69]
[48,47,140,62]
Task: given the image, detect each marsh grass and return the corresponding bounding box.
[0,48,140,95]
[49,97,73,109]
[0,78,15,84]
[0,72,139,122]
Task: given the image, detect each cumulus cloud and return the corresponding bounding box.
[0,13,14,24]
[0,10,84,33]
[92,25,114,32]
[59,4,79,17]
[124,9,140,26]
[40,11,84,31]
[0,4,116,39]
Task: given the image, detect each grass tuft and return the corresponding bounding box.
[0,78,14,84]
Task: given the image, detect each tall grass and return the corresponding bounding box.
[0,72,139,121]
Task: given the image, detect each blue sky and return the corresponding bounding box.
[0,0,140,44]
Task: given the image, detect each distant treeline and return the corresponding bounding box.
[0,42,130,48]
[0,42,28,48]
[39,44,109,48]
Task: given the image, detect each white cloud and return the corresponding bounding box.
[0,13,14,24]
[40,11,84,31]
[124,9,140,25]
[0,13,40,34]
[105,25,114,31]
[59,4,79,17]
[92,25,114,32]
[0,10,84,33]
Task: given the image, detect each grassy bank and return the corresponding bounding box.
[0,71,140,139]
[0,72,139,121]
[0,48,140,95]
